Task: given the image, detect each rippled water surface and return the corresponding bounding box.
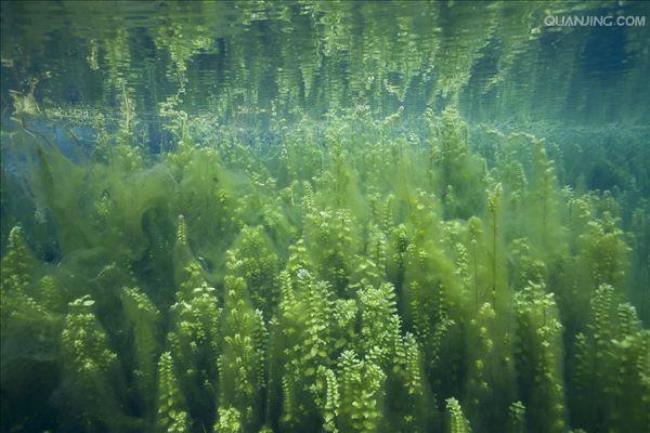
[2,1,648,126]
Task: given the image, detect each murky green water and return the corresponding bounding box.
[1,2,648,433]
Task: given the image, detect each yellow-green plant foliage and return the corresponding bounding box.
[157,351,190,433]
[430,107,485,219]
[337,351,386,433]
[273,251,337,431]
[0,94,647,433]
[464,302,515,432]
[218,266,266,432]
[445,397,472,433]
[514,283,566,433]
[214,407,242,433]
[59,295,124,432]
[167,284,221,428]
[506,401,526,433]
[571,284,649,433]
[121,286,161,415]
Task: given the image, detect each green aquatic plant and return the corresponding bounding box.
[486,182,505,307]
[1,93,648,433]
[1,226,35,319]
[464,302,515,432]
[214,407,242,433]
[528,136,563,257]
[506,401,526,433]
[273,253,337,431]
[400,199,465,399]
[358,282,401,367]
[156,352,190,433]
[445,397,471,433]
[430,107,485,219]
[514,283,566,433]
[1,2,649,433]
[167,284,221,429]
[218,267,266,432]
[59,295,125,432]
[304,207,359,295]
[228,225,279,319]
[121,286,161,416]
[577,211,630,291]
[337,351,386,433]
[313,366,339,433]
[570,283,649,433]
[173,215,207,299]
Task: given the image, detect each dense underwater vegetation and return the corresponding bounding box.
[1,1,649,433]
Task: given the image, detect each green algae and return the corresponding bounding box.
[2,107,648,433]
[1,2,649,433]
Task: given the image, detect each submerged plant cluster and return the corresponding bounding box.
[1,106,648,433]
[1,1,649,432]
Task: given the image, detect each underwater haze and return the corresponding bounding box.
[1,1,649,433]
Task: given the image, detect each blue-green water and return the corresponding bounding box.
[1,2,648,433]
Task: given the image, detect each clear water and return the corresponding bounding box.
[1,2,648,433]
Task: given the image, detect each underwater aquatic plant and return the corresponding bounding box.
[218,269,266,432]
[121,286,161,416]
[156,352,190,433]
[1,3,648,431]
[1,103,649,433]
[337,351,386,433]
[513,283,566,433]
[445,398,471,433]
[570,284,650,433]
[59,295,125,432]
